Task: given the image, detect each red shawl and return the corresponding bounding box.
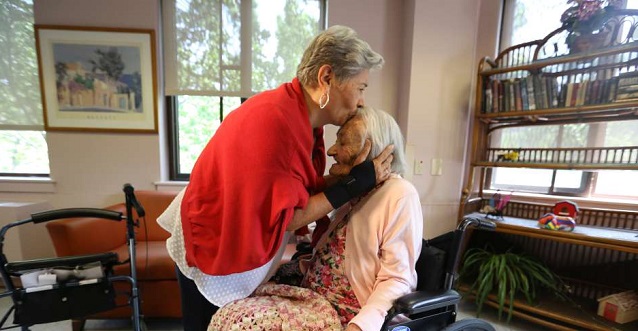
[181,78,325,275]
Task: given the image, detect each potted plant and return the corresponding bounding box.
[459,245,567,322]
[561,0,622,53]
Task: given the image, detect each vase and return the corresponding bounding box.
[568,30,611,54]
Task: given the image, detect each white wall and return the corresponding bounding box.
[403,1,482,237]
[0,1,502,257]
[329,1,492,238]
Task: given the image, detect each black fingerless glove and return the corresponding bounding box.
[324,160,376,209]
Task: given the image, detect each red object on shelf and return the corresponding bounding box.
[553,200,579,219]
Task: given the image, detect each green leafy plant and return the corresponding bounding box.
[459,246,566,323]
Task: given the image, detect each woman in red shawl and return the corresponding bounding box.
[158,25,393,331]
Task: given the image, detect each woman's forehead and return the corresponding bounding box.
[337,117,365,141]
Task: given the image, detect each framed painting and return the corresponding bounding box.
[35,25,157,133]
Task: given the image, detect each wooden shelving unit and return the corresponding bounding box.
[460,9,638,331]
[465,212,638,254]
[460,284,638,331]
[476,146,638,170]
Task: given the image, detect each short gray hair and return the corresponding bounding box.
[357,106,407,176]
[297,25,384,87]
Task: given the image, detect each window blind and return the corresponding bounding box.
[0,0,43,131]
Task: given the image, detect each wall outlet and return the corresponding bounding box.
[414,159,424,175]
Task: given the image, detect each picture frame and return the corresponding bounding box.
[35,25,158,133]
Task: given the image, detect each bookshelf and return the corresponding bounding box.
[460,9,638,331]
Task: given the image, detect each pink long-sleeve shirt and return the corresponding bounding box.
[327,174,424,331]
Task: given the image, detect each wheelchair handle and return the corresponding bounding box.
[459,216,496,232]
[31,208,124,224]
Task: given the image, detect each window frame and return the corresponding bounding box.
[167,95,246,180]
[486,168,593,196]
[163,0,327,181]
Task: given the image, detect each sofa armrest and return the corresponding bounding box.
[45,204,128,257]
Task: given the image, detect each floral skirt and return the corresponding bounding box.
[208,283,342,331]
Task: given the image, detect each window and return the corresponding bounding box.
[501,0,571,50]
[162,0,326,180]
[492,0,638,200]
[0,0,49,176]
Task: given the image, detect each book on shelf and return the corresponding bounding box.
[616,84,638,93]
[586,79,600,105]
[505,79,512,112]
[549,78,559,108]
[520,77,529,110]
[576,80,588,106]
[481,72,631,112]
[491,79,499,113]
[565,83,580,107]
[501,79,509,112]
[514,79,523,111]
[526,75,536,110]
[498,79,505,112]
[558,83,567,107]
[613,90,638,102]
[608,77,619,103]
[601,78,615,104]
[584,80,594,105]
[533,75,543,109]
[616,71,638,88]
[483,84,492,113]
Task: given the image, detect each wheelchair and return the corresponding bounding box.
[0,185,145,331]
[380,216,497,331]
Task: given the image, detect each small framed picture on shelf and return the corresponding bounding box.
[35,25,158,133]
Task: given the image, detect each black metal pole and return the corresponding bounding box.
[124,186,142,331]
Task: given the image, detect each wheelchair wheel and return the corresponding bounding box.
[440,318,496,331]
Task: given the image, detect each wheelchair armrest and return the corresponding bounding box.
[393,289,461,315]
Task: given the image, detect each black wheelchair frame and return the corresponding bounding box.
[0,185,145,331]
[380,217,497,331]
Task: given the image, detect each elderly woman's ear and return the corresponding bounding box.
[353,139,372,166]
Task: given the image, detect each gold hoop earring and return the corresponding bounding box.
[319,92,330,109]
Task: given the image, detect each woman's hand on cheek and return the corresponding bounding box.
[372,144,394,184]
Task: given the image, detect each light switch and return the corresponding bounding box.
[431,158,443,176]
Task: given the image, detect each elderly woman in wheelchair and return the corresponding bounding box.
[209,106,423,331]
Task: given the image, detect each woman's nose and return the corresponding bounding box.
[357,96,365,108]
[327,145,336,156]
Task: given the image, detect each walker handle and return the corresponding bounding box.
[31,208,123,223]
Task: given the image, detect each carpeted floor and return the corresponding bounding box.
[0,295,547,330]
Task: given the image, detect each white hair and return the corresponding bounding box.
[357,106,407,176]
